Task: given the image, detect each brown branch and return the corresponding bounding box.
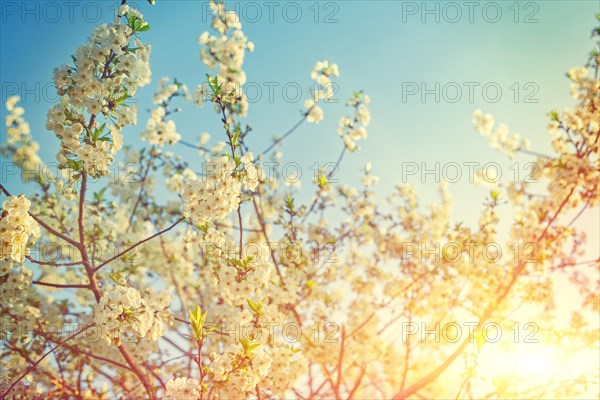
[0,183,79,248]
[334,327,346,399]
[1,325,92,398]
[347,362,367,400]
[392,182,582,399]
[399,309,412,391]
[251,195,286,286]
[260,108,310,156]
[32,280,89,289]
[77,173,155,399]
[302,145,346,223]
[94,217,185,272]
[26,255,82,267]
[126,148,155,232]
[237,206,244,259]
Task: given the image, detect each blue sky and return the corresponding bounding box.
[1,0,598,241]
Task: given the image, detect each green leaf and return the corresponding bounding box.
[66,159,83,172]
[490,189,500,202]
[285,194,295,212]
[136,21,150,31]
[189,305,208,339]
[247,342,261,352]
[127,13,136,28]
[196,223,209,234]
[109,273,121,284]
[91,123,107,142]
[240,338,261,355]
[547,110,559,121]
[93,188,107,202]
[247,298,263,315]
[114,93,131,106]
[127,13,150,33]
[233,126,241,147]
[227,258,244,269]
[318,174,328,188]
[207,75,222,95]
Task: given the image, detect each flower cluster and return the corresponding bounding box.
[545,65,599,207]
[93,285,169,345]
[210,347,272,396]
[304,100,325,124]
[141,77,189,146]
[338,91,371,151]
[0,195,40,263]
[311,60,340,100]
[153,76,189,104]
[166,167,198,193]
[195,1,254,115]
[47,7,151,177]
[217,259,273,305]
[262,345,306,396]
[2,97,45,182]
[0,261,33,306]
[142,107,176,145]
[164,377,200,399]
[4,97,30,145]
[143,288,173,341]
[472,109,531,158]
[304,60,340,124]
[182,153,258,226]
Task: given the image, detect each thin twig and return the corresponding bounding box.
[1,325,93,398]
[32,280,89,289]
[94,217,185,272]
[260,108,311,156]
[0,184,79,248]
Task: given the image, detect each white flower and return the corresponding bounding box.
[0,261,33,306]
[338,92,371,151]
[182,156,250,226]
[304,100,324,124]
[0,195,40,263]
[93,285,161,345]
[356,104,371,126]
[141,106,181,146]
[311,60,340,80]
[46,8,151,177]
[3,98,46,182]
[153,77,181,105]
[198,31,209,45]
[473,112,529,159]
[307,60,341,107]
[164,377,200,399]
[117,4,129,16]
[199,132,211,145]
[472,109,494,136]
[567,66,587,82]
[5,96,20,111]
[199,2,253,116]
